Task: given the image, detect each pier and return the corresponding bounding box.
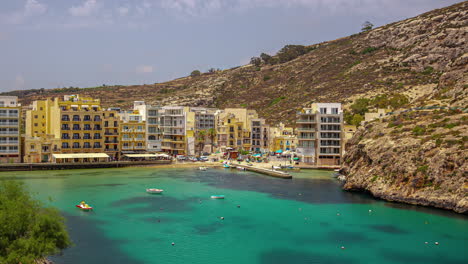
[234,164,292,179]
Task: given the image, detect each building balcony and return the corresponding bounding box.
[297,127,316,131]
[122,146,133,150]
[104,140,118,144]
[0,150,19,153]
[0,141,19,145]
[296,119,316,123]
[0,131,19,135]
[121,138,132,141]
[94,145,102,149]
[0,123,19,127]
[105,132,118,135]
[134,146,145,149]
[298,136,315,140]
[61,127,70,130]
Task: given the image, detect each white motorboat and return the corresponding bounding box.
[199,166,208,171]
[146,188,164,194]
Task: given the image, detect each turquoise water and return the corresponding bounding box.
[1,167,467,264]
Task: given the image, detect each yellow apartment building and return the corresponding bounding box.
[58,96,105,159]
[269,123,297,153]
[216,112,251,152]
[24,98,61,163]
[118,110,146,156]
[103,109,121,160]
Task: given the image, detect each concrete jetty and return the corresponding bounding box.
[234,164,292,179]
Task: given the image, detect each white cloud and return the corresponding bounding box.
[69,0,100,17]
[3,0,47,24]
[15,75,26,89]
[117,6,129,16]
[136,65,154,74]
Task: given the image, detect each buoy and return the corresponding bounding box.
[424,242,428,244]
[171,242,175,246]
[341,246,345,250]
[299,208,302,211]
[221,217,225,220]
[237,205,240,208]
[337,213,340,216]
[369,209,372,213]
[435,242,439,245]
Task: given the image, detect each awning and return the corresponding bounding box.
[124,154,159,158]
[81,105,89,108]
[253,154,262,157]
[275,149,283,153]
[71,105,78,108]
[52,153,109,159]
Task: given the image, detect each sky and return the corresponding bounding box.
[0,0,463,92]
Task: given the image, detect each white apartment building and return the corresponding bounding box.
[0,96,21,163]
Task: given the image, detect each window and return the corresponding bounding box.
[34,123,38,127]
[331,108,338,114]
[30,144,35,150]
[34,115,38,119]
[83,133,91,139]
[62,142,69,148]
[84,142,91,148]
[320,108,327,114]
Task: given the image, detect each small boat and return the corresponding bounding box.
[236,166,246,171]
[199,166,208,171]
[273,166,281,170]
[223,164,230,168]
[210,195,225,199]
[76,202,93,211]
[146,188,164,194]
[334,169,340,172]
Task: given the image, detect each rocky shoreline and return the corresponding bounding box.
[341,110,467,214]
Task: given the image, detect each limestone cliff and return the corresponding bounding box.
[342,110,467,213]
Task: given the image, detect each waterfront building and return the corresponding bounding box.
[296,103,343,165]
[269,123,297,153]
[190,107,217,154]
[0,96,21,163]
[250,118,269,153]
[58,95,105,159]
[24,98,61,163]
[103,109,120,160]
[118,110,146,155]
[133,101,162,153]
[158,106,187,156]
[216,109,256,152]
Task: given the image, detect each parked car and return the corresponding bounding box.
[176,155,186,161]
[200,156,209,161]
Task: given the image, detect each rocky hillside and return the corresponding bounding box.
[3,2,467,125]
[342,109,467,213]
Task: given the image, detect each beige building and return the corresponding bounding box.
[296,103,343,166]
[0,96,21,163]
[216,108,257,152]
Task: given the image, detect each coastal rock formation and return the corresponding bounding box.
[341,110,467,213]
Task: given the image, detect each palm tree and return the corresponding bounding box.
[196,130,207,155]
[207,128,217,153]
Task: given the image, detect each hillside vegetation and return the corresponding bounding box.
[3,2,466,126]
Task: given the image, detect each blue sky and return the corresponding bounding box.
[0,0,462,92]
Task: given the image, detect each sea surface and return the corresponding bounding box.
[1,167,467,264]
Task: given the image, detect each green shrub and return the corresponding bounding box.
[371,175,379,182]
[263,75,272,81]
[361,47,378,54]
[417,165,428,174]
[421,66,434,75]
[269,96,286,106]
[412,125,426,136]
[0,181,71,264]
